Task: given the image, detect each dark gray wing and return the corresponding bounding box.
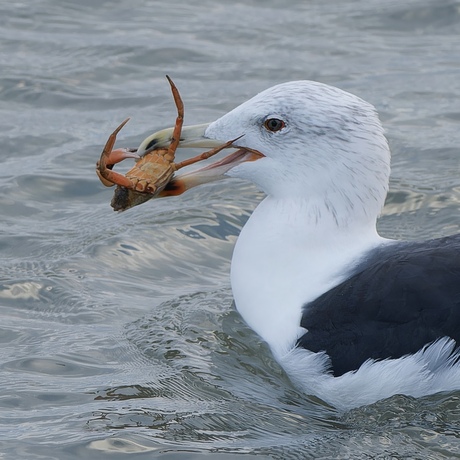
[298,234,460,376]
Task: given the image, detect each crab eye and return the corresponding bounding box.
[264,118,285,132]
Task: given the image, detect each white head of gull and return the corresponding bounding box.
[138,81,460,411]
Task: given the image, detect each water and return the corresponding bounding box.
[1,0,460,458]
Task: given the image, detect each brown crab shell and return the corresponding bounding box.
[110,153,175,212]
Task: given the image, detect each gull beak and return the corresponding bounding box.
[137,124,218,153]
[136,123,264,197]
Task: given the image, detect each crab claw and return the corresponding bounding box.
[96,148,140,187]
[96,118,140,187]
[104,148,140,166]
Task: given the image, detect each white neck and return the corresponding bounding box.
[230,195,387,358]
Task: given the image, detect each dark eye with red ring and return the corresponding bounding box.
[264,118,286,132]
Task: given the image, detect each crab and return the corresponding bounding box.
[96,76,235,211]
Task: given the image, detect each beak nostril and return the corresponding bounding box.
[145,139,158,151]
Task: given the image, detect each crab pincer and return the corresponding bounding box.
[96,118,140,187]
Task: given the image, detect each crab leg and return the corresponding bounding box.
[96,118,140,187]
[173,137,239,171]
[163,75,184,163]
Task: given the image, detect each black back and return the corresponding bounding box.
[297,234,460,376]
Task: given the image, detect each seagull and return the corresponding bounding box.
[136,81,460,411]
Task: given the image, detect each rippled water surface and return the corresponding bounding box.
[1,0,460,458]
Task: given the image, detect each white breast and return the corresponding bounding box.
[230,195,385,359]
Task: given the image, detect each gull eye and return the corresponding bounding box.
[264,118,285,132]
